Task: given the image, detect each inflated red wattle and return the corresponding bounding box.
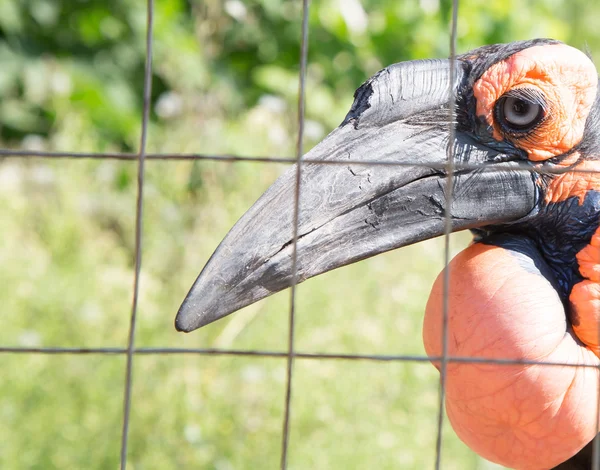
[423,243,600,469]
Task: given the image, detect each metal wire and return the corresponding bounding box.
[119,1,154,468]
[2,346,600,368]
[594,344,600,469]
[595,166,600,470]
[3,0,600,468]
[4,148,600,176]
[435,1,459,468]
[279,1,310,468]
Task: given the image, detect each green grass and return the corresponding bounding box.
[8,1,598,465]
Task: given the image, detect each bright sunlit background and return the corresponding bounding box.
[0,0,598,468]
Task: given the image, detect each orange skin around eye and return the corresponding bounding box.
[473,44,598,162]
[423,243,600,469]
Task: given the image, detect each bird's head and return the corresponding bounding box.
[176,38,600,331]
[175,39,600,469]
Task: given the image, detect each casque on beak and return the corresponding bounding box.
[175,58,539,332]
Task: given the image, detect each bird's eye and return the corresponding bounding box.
[495,91,546,133]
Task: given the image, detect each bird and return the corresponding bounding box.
[175,38,600,469]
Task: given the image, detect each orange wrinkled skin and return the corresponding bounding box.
[423,243,600,469]
[576,228,600,282]
[570,226,600,355]
[570,281,600,357]
[473,44,598,161]
[545,159,600,205]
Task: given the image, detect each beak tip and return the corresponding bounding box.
[174,298,208,333]
[175,288,231,332]
[174,311,195,333]
[174,316,192,333]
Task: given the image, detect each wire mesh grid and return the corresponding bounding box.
[3,0,600,468]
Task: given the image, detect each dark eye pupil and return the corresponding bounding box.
[512,100,529,116]
[497,92,545,132]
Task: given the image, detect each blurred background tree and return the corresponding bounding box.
[0,1,599,469]
[1,0,595,154]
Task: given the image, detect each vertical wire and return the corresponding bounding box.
[594,35,600,467]
[594,172,600,469]
[280,1,310,469]
[119,1,154,468]
[594,359,600,469]
[434,0,459,468]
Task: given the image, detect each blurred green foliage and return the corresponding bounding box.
[1,0,600,469]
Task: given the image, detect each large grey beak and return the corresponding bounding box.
[175,59,538,332]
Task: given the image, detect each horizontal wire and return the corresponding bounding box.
[0,346,598,368]
[3,149,600,175]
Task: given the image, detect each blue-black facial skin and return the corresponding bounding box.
[477,232,562,292]
[477,189,600,304]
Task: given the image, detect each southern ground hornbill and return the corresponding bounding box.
[175,39,600,469]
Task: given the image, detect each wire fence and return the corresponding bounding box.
[2,0,600,469]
